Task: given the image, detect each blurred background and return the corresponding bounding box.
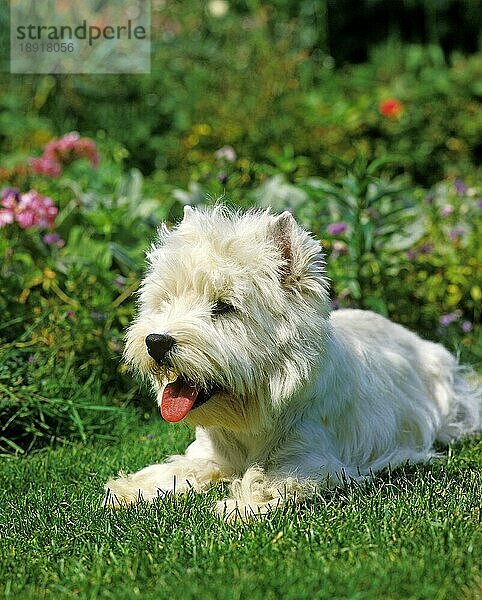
[0,0,481,453]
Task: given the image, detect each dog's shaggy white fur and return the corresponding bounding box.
[106,205,480,518]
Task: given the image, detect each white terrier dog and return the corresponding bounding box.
[106,205,480,518]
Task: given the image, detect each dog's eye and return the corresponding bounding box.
[212,300,235,316]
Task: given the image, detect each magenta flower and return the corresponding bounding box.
[461,321,473,333]
[406,249,417,260]
[43,232,65,248]
[439,311,461,326]
[448,225,466,240]
[440,205,453,217]
[327,222,348,236]
[454,179,467,195]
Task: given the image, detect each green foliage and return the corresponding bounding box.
[302,153,417,312]
[0,141,167,453]
[302,157,482,351]
[1,14,481,187]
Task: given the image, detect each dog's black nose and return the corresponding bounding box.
[145,333,176,364]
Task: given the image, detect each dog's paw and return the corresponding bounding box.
[103,478,164,508]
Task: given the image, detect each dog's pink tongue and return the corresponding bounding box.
[161,379,199,422]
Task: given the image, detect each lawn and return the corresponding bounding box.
[1,412,480,600]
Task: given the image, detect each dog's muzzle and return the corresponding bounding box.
[145,333,176,364]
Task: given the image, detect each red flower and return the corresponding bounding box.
[379,99,403,118]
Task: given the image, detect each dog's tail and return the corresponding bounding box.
[435,362,481,443]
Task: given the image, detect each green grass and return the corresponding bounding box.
[1,412,480,600]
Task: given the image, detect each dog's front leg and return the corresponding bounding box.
[105,433,234,507]
[216,466,318,521]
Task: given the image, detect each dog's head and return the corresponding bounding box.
[124,205,330,431]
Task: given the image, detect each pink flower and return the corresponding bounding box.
[0,209,14,227]
[461,321,473,333]
[0,188,19,228]
[51,132,80,155]
[327,222,348,235]
[15,207,36,228]
[215,145,236,162]
[1,187,58,230]
[30,155,62,178]
[379,99,403,118]
[30,132,100,177]
[440,205,454,217]
[16,190,58,229]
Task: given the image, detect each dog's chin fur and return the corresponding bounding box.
[105,204,481,520]
[182,392,261,432]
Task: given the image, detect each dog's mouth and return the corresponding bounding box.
[161,376,218,422]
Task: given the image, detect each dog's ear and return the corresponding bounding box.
[271,211,296,282]
[271,211,325,288]
[183,205,194,221]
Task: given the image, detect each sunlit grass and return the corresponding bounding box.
[1,414,480,600]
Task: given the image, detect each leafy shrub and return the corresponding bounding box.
[1,11,480,188]
[0,135,168,453]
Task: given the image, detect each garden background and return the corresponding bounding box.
[0,1,481,598]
